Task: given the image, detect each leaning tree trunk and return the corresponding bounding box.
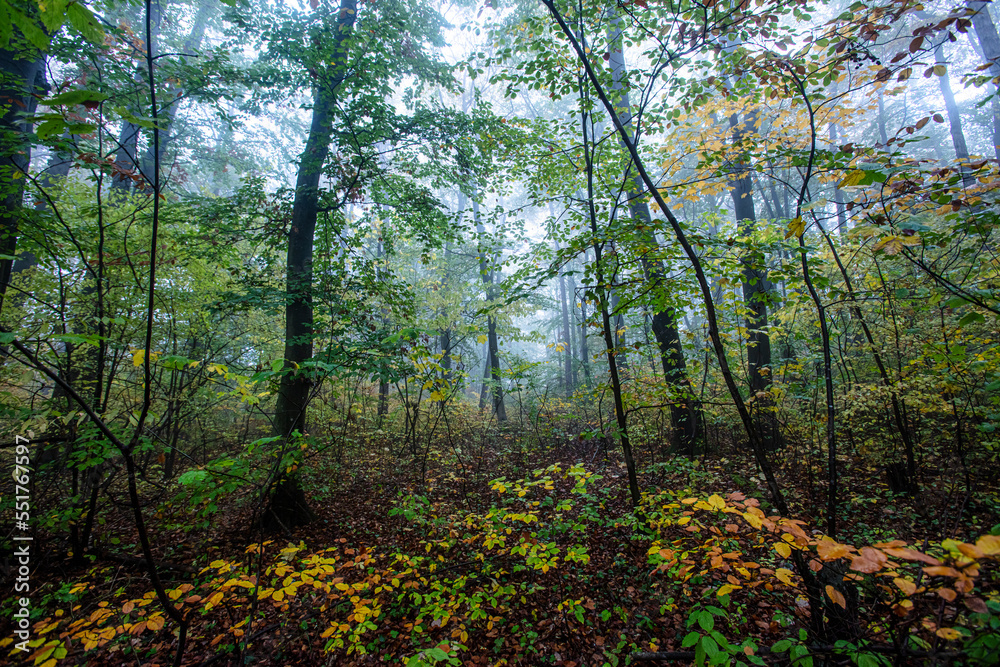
[608,13,701,455]
[266,0,356,532]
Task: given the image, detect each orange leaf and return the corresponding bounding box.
[957,543,985,559]
[882,548,940,565]
[146,615,164,632]
[923,566,961,578]
[825,585,847,609]
[817,540,852,561]
[874,540,907,548]
[122,601,135,614]
[937,587,957,602]
[975,534,1000,556]
[850,547,888,574]
[893,577,917,595]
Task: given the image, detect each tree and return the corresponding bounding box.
[267,0,357,530]
[0,19,46,312]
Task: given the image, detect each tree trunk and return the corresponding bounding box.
[569,268,591,384]
[726,106,780,449]
[137,0,218,190]
[968,2,1000,160]
[0,46,45,313]
[267,0,356,531]
[607,15,701,454]
[935,41,971,165]
[472,181,506,421]
[556,240,575,393]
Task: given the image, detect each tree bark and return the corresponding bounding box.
[568,267,591,384]
[472,182,507,421]
[267,0,356,531]
[607,13,701,454]
[556,240,576,393]
[0,45,46,313]
[966,1,1000,160]
[137,0,218,190]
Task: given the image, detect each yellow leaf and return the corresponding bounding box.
[775,568,796,586]
[774,542,792,558]
[784,216,805,239]
[146,615,164,632]
[206,591,223,608]
[272,589,284,602]
[707,494,726,510]
[742,511,762,529]
[976,534,1000,556]
[717,584,741,596]
[936,627,962,641]
[132,349,145,367]
[893,577,917,595]
[838,170,868,188]
[477,335,488,344]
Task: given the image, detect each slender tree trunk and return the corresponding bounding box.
[935,40,973,187]
[472,181,507,421]
[556,240,575,393]
[137,0,218,190]
[829,123,848,235]
[569,268,591,384]
[579,76,639,506]
[267,0,356,531]
[609,16,700,455]
[877,90,890,146]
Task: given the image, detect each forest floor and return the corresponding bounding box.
[3,414,1000,666]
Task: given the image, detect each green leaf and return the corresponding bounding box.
[178,470,210,485]
[38,0,68,32]
[771,639,792,653]
[9,7,49,50]
[44,89,108,107]
[857,654,881,667]
[425,647,449,660]
[701,636,720,658]
[0,332,15,344]
[957,312,986,327]
[65,1,105,43]
[697,610,714,632]
[682,631,700,648]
